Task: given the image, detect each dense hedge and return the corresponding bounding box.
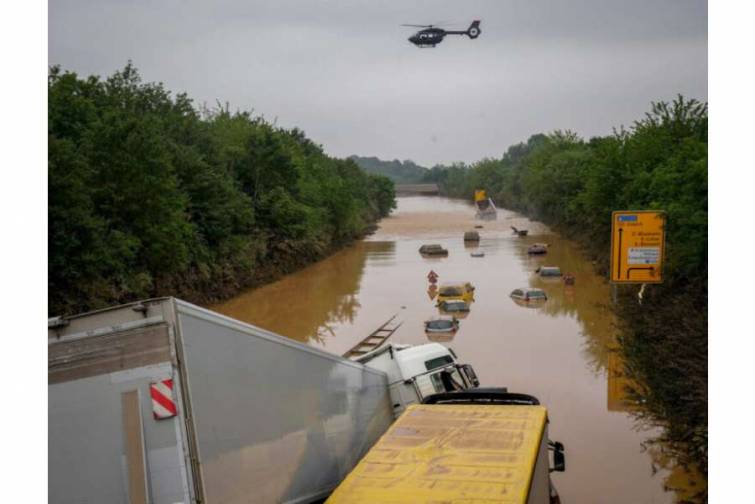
[425,96,707,487]
[49,64,395,315]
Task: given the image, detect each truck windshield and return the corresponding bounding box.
[425,355,454,371]
[430,368,466,392]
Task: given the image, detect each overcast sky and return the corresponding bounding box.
[49,0,707,166]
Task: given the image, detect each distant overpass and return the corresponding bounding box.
[394,183,440,195]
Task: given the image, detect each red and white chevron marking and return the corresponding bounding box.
[150,379,177,419]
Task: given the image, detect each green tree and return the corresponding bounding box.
[48,64,396,314]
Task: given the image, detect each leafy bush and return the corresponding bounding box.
[48,63,395,315]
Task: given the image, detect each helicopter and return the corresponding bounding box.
[403,20,481,48]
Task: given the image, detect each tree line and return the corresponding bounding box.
[49,64,395,316]
[425,96,708,486]
[348,155,429,184]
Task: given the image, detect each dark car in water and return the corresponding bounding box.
[527,243,548,255]
[424,317,460,333]
[419,244,449,257]
[463,230,480,242]
[438,299,470,313]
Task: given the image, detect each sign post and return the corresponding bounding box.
[610,211,665,284]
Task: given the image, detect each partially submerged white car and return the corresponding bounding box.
[510,287,548,302]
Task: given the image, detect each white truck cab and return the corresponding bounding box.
[357,343,479,417]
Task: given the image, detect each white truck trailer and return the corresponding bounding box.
[48,298,479,504]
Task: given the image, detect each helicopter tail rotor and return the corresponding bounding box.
[467,20,481,39]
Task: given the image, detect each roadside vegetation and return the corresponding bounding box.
[49,64,396,316]
[425,96,708,496]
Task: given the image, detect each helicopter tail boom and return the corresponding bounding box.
[467,20,481,39]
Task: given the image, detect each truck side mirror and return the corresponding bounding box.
[549,441,566,472]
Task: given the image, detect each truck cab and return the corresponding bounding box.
[357,343,479,417]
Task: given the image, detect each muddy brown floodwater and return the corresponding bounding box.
[213,196,699,503]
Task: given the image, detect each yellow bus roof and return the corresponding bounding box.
[326,403,547,503]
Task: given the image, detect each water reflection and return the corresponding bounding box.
[513,235,618,376]
[438,308,470,319]
[425,331,457,343]
[426,285,438,300]
[212,241,395,345]
[607,350,636,412]
[511,298,547,310]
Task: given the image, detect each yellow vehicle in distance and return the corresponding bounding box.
[436,282,475,303]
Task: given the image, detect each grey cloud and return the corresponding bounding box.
[49,0,707,166]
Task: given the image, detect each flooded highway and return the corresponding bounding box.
[213,196,696,503]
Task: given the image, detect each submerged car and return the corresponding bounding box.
[436,282,475,303]
[537,266,562,277]
[419,244,448,257]
[510,288,548,302]
[527,243,548,255]
[438,299,470,313]
[424,317,460,333]
[463,230,480,242]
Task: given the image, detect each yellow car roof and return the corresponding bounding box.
[327,403,547,503]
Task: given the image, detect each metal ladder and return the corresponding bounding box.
[342,314,403,360]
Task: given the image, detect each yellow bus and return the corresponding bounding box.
[327,390,565,504]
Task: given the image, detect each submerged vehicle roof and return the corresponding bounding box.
[539,266,562,275]
[511,287,547,297]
